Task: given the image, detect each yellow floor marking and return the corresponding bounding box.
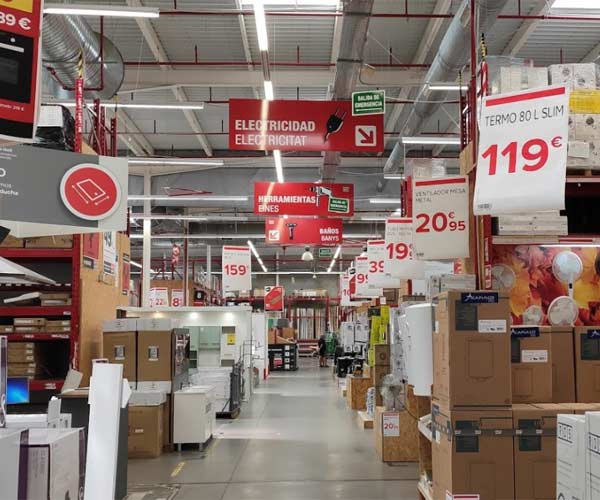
[170,461,185,477]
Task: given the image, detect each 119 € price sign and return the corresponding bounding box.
[384,218,425,279]
[412,177,469,260]
[222,246,252,293]
[474,86,569,215]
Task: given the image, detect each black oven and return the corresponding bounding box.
[0,29,34,104]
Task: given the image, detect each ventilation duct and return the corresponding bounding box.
[42,15,124,100]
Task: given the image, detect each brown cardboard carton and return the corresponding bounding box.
[433,291,512,408]
[14,326,44,333]
[431,403,514,500]
[346,375,371,411]
[8,362,42,377]
[373,344,391,366]
[280,327,296,340]
[25,235,73,249]
[551,327,576,403]
[513,403,568,500]
[560,402,600,414]
[0,325,13,333]
[511,326,552,404]
[268,328,276,345]
[137,330,172,382]
[372,364,390,389]
[373,406,418,462]
[103,331,136,382]
[13,318,46,327]
[8,343,41,363]
[0,235,24,248]
[128,404,164,458]
[574,326,600,402]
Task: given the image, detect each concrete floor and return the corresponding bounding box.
[127,359,419,500]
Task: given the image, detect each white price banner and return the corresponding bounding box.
[171,289,184,307]
[413,177,469,260]
[382,413,400,437]
[384,218,425,279]
[474,85,569,215]
[222,246,252,293]
[355,256,381,298]
[149,287,168,308]
[340,274,363,306]
[367,240,397,288]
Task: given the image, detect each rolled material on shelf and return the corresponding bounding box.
[405,303,434,396]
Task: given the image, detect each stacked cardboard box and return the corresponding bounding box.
[346,374,371,411]
[494,212,569,236]
[128,390,166,458]
[14,318,46,333]
[550,63,599,91]
[511,326,552,404]
[45,319,71,333]
[7,343,43,364]
[103,319,138,388]
[39,293,71,306]
[551,327,576,403]
[372,344,390,407]
[574,326,600,403]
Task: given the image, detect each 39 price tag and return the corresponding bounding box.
[367,240,397,287]
[384,218,425,279]
[354,256,381,298]
[474,85,569,215]
[222,246,252,293]
[412,177,469,260]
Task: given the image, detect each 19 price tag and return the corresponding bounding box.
[474,85,569,215]
[367,240,397,287]
[222,246,252,293]
[412,177,469,260]
[354,256,381,298]
[384,218,425,279]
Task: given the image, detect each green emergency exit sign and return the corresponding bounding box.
[352,90,385,116]
[318,248,332,258]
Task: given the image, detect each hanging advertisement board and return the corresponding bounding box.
[354,256,382,298]
[265,217,342,246]
[222,246,252,294]
[474,85,569,215]
[229,99,384,153]
[264,286,285,312]
[367,240,398,288]
[384,218,425,279]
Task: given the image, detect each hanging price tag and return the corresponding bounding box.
[413,177,469,260]
[149,287,168,308]
[474,85,569,215]
[354,256,382,298]
[367,240,398,288]
[384,218,425,279]
[222,246,252,293]
[382,413,400,437]
[171,289,184,307]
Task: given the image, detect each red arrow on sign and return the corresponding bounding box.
[358,127,375,144]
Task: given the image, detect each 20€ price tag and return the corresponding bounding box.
[474,85,569,215]
[412,177,469,260]
[222,246,252,293]
[367,240,398,288]
[382,413,400,437]
[384,218,425,279]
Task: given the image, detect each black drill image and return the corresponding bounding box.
[286,223,298,240]
[324,108,347,141]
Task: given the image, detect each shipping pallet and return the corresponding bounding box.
[357,411,374,429]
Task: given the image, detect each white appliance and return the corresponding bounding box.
[173,385,216,448]
[405,303,434,396]
[0,428,26,499]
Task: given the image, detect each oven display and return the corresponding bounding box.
[0,56,18,85]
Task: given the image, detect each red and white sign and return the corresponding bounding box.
[354,256,381,298]
[254,182,353,216]
[0,0,44,141]
[413,177,469,260]
[60,164,122,221]
[222,246,252,293]
[382,413,400,437]
[171,289,184,307]
[264,286,284,312]
[340,273,364,306]
[265,217,342,246]
[149,287,169,308]
[474,85,569,215]
[367,240,397,288]
[229,99,384,153]
[384,218,425,279]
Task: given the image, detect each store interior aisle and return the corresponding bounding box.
[128,359,418,500]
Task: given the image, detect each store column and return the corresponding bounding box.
[142,171,152,307]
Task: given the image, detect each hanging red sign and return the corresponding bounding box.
[264,286,285,312]
[0,0,44,141]
[265,217,342,246]
[255,182,354,216]
[229,99,384,153]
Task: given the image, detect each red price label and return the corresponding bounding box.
[369,260,384,273]
[386,242,411,260]
[356,273,367,284]
[481,137,563,175]
[224,264,248,276]
[415,211,466,233]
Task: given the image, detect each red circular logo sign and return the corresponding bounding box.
[60,164,121,221]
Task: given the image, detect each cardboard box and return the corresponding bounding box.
[14,318,46,327]
[586,411,600,499]
[103,331,136,382]
[511,326,552,404]
[431,403,514,500]
[373,344,390,366]
[103,319,137,332]
[0,235,24,248]
[563,403,600,414]
[551,327,576,403]
[372,364,390,389]
[373,406,418,462]
[26,428,86,500]
[268,328,276,345]
[280,327,295,340]
[128,403,165,458]
[346,375,371,411]
[8,363,42,377]
[14,326,44,333]
[459,142,475,175]
[8,343,41,363]
[557,413,587,500]
[513,403,566,500]
[574,327,600,402]
[0,429,28,499]
[25,235,73,249]
[137,330,172,384]
[0,325,13,333]
[433,291,512,409]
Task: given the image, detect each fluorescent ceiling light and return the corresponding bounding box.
[333,245,342,260]
[553,0,599,8]
[343,233,382,239]
[44,4,160,18]
[254,1,269,51]
[130,261,143,269]
[248,240,268,272]
[55,102,204,110]
[130,215,208,222]
[360,216,388,221]
[384,173,404,180]
[273,150,284,183]
[128,158,223,166]
[427,83,468,92]
[402,136,461,146]
[369,198,402,204]
[264,81,274,101]
[128,195,248,202]
[242,0,339,4]
[541,244,600,248]
[130,234,264,240]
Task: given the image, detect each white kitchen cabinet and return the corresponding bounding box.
[173,386,216,449]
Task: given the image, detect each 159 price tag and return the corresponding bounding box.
[474,86,569,215]
[222,246,252,293]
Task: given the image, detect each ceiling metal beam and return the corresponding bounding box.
[127,0,213,156]
[582,41,600,63]
[111,108,155,155]
[502,0,553,56]
[234,0,260,100]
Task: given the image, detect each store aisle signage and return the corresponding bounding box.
[265,217,342,246]
[367,240,397,288]
[352,90,385,116]
[0,145,128,237]
[229,99,384,153]
[412,177,469,260]
[384,218,425,279]
[340,275,358,306]
[149,287,169,308]
[254,181,354,216]
[222,246,252,294]
[0,0,44,141]
[354,256,382,298]
[264,286,284,312]
[382,412,400,437]
[171,289,184,307]
[474,85,569,215]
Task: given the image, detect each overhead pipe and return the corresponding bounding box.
[384,0,511,174]
[122,60,430,68]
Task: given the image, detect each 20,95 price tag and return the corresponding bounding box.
[222,246,252,293]
[474,85,570,215]
[412,177,469,260]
